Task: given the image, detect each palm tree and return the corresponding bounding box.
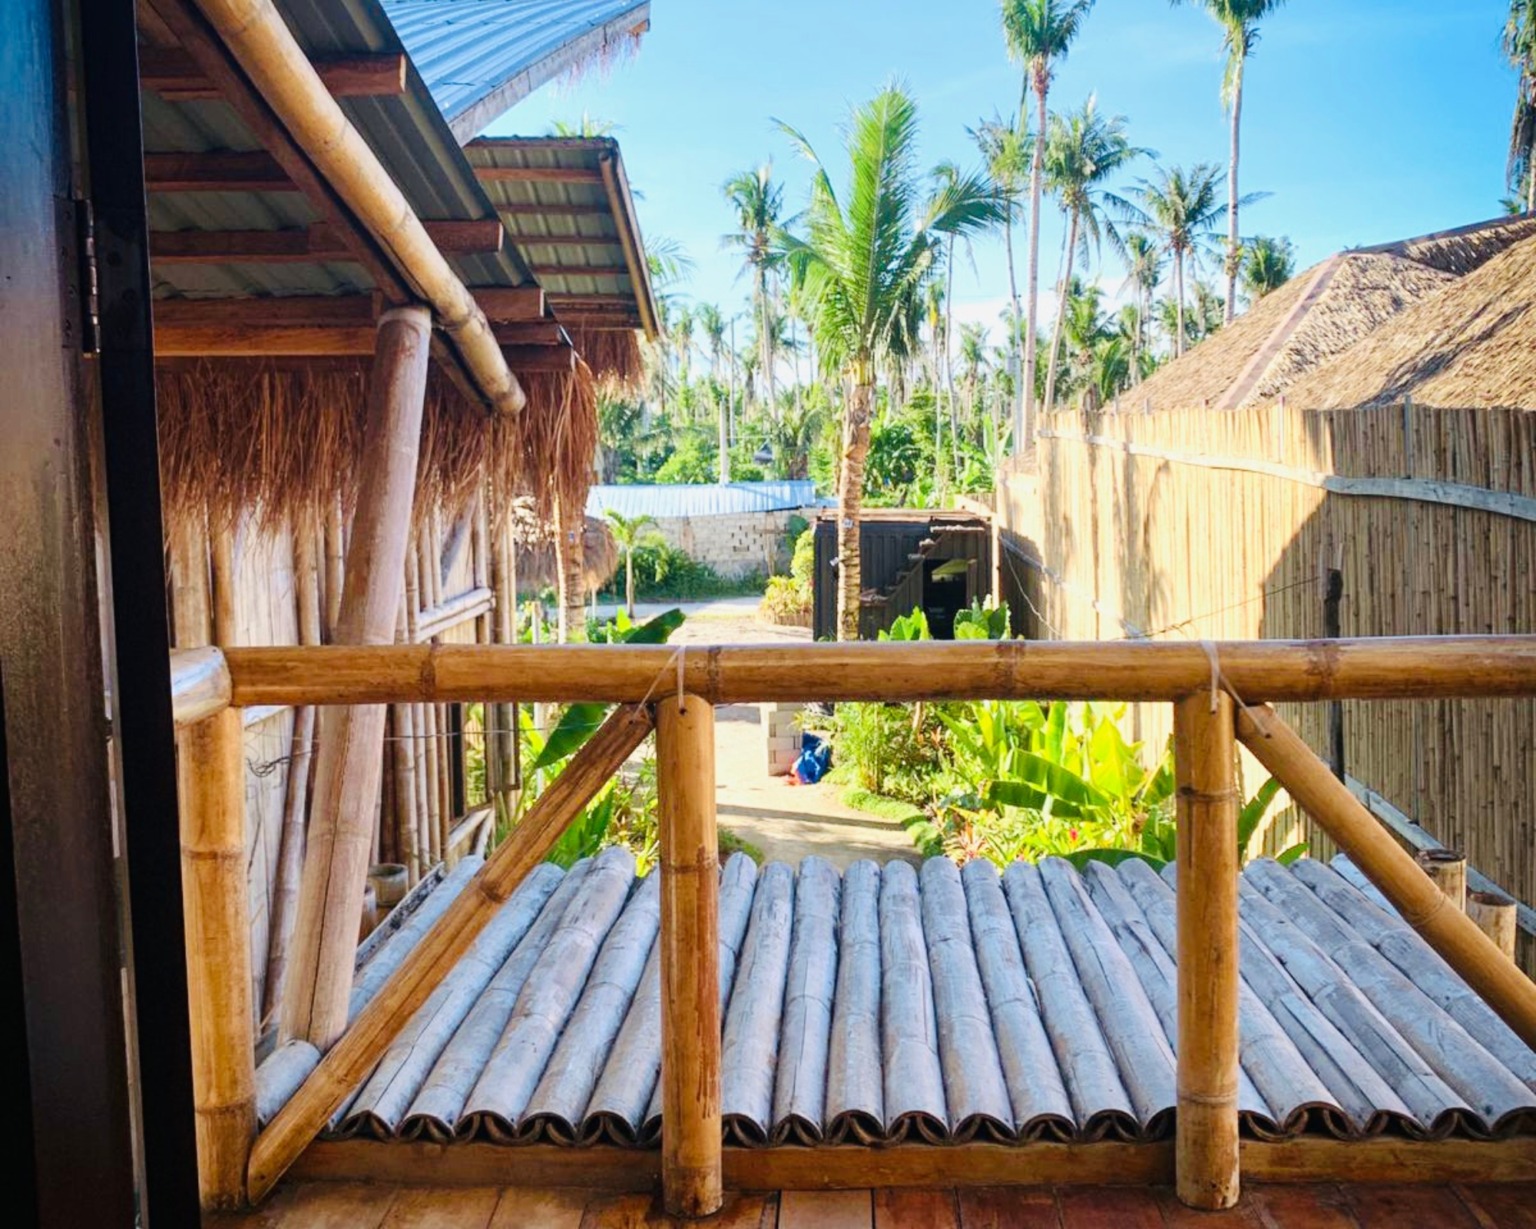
[695,303,729,480]
[1001,0,1096,450]
[1175,0,1287,323]
[722,165,785,412]
[1241,234,1295,301]
[1119,230,1162,378]
[603,510,661,619]
[1041,97,1145,413]
[1507,0,1536,212]
[547,113,618,137]
[1124,163,1226,358]
[969,116,1030,429]
[776,85,1001,638]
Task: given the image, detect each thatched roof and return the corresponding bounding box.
[1128,212,1536,413]
[508,499,619,594]
[1275,231,1536,410]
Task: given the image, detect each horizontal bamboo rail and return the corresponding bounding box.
[246,704,654,1202]
[218,635,1536,708]
[171,645,232,725]
[1237,704,1536,1051]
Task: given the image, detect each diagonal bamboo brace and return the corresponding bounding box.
[246,703,654,1202]
[1236,703,1536,1050]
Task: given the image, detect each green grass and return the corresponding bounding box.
[842,787,944,857]
[719,827,765,863]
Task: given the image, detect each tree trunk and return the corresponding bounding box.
[1225,52,1244,325]
[625,548,636,619]
[1043,207,1080,416]
[836,379,875,641]
[1022,77,1048,452]
[1175,251,1187,359]
[555,492,586,642]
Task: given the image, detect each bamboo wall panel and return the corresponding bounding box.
[1002,402,1536,966]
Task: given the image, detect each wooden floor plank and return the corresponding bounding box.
[1341,1184,1482,1229]
[1246,1184,1357,1229]
[874,1188,959,1228]
[576,1191,777,1229]
[488,1188,590,1229]
[381,1187,501,1229]
[1055,1188,1163,1229]
[269,1182,400,1229]
[1153,1187,1264,1227]
[1455,1184,1536,1229]
[956,1187,1061,1228]
[778,1190,874,1229]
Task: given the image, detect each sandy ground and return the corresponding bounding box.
[621,598,921,869]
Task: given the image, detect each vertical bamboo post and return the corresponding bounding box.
[323,497,345,641]
[1468,892,1517,960]
[280,304,431,1050]
[179,706,255,1209]
[211,519,238,646]
[1174,691,1240,1210]
[262,516,322,1024]
[656,694,722,1219]
[1417,849,1467,912]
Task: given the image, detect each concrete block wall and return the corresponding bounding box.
[762,702,805,776]
[650,508,806,579]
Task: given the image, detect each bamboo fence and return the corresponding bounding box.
[1002,401,1536,967]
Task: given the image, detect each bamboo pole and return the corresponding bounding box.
[1236,704,1536,1050]
[169,511,213,648]
[324,497,344,640]
[262,516,323,1024]
[423,697,443,866]
[171,647,233,726]
[1173,692,1240,1210]
[280,305,431,1050]
[247,703,654,1201]
[211,519,238,646]
[221,635,1536,710]
[656,694,722,1218]
[1468,892,1518,961]
[184,0,525,414]
[1416,849,1468,912]
[179,706,255,1209]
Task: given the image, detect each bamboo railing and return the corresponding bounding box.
[165,635,1536,1213]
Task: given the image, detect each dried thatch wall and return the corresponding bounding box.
[1002,401,1536,968]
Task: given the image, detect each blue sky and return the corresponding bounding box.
[490,0,1519,341]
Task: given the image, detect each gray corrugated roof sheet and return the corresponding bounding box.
[384,1,651,141]
[257,850,1536,1148]
[587,482,825,520]
[141,0,532,300]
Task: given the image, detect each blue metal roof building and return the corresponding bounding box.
[384,0,653,141]
[587,481,826,521]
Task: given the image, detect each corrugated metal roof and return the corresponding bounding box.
[383,1,651,140]
[141,0,532,299]
[465,137,658,334]
[257,850,1536,1147]
[587,482,824,520]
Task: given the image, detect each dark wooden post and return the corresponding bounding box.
[656,694,723,1218]
[1174,691,1241,1210]
[280,304,431,1049]
[1323,565,1345,780]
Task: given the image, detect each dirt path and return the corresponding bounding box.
[638,600,921,869]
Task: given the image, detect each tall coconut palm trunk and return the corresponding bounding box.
[1042,206,1080,415]
[1224,50,1244,325]
[1174,250,1188,358]
[1021,82,1048,452]
[555,495,585,642]
[836,381,875,640]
